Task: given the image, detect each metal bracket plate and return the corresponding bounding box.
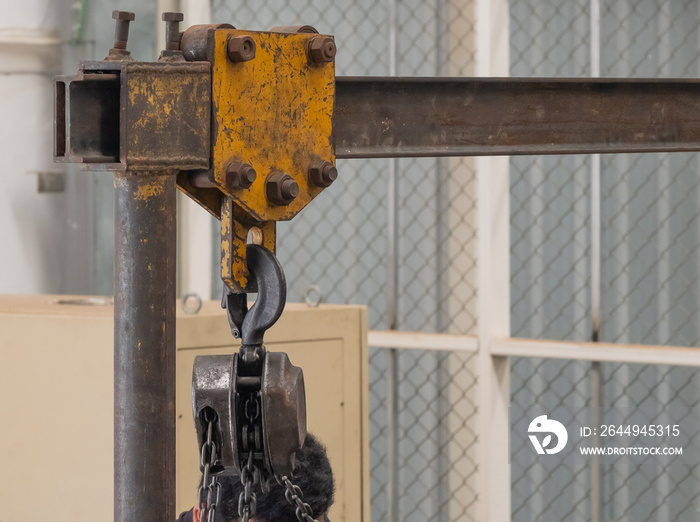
[211,29,335,221]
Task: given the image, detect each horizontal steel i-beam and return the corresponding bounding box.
[334,77,700,158]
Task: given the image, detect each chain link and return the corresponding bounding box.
[276,474,318,522]
[238,449,258,522]
[198,412,221,522]
[239,390,262,522]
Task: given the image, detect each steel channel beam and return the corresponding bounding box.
[114,172,177,522]
[334,77,700,158]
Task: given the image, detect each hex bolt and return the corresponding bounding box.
[307,36,336,64]
[266,172,299,206]
[112,11,135,50]
[308,161,338,188]
[280,178,299,200]
[227,35,256,63]
[162,12,184,51]
[226,162,257,189]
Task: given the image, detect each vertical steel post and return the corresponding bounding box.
[589,2,602,521]
[385,0,400,521]
[114,172,177,522]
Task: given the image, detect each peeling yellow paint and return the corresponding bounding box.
[211,28,334,292]
[135,178,166,201]
[212,29,335,222]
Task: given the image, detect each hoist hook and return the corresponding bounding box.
[222,244,287,348]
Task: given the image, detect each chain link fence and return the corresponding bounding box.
[212,1,700,520]
[511,0,700,520]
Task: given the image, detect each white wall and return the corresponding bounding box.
[0,1,66,293]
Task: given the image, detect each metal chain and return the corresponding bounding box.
[239,449,258,522]
[198,412,221,522]
[239,393,262,522]
[276,474,319,522]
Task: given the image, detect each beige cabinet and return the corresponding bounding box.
[0,295,368,522]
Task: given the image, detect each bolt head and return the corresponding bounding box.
[309,161,338,187]
[112,10,135,21]
[281,178,300,200]
[226,162,257,189]
[308,36,336,63]
[227,36,256,63]
[162,12,184,22]
[322,164,338,184]
[239,165,257,188]
[266,172,299,205]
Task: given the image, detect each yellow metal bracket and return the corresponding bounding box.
[178,26,335,293]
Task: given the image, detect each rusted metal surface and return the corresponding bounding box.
[177,172,222,219]
[268,25,319,34]
[114,172,176,522]
[54,61,210,171]
[121,61,210,170]
[180,23,234,62]
[203,27,336,293]
[105,11,135,61]
[191,352,306,478]
[210,28,335,222]
[162,12,184,51]
[261,351,306,477]
[334,77,700,158]
[221,197,276,293]
[226,35,256,63]
[192,354,236,473]
[54,69,120,166]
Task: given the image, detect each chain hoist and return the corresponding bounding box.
[193,244,319,522]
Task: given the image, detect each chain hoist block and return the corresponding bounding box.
[192,351,307,477]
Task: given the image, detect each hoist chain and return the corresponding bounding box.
[239,385,263,522]
[198,412,222,522]
[277,474,319,522]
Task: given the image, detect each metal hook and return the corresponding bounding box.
[241,244,286,347]
[222,244,286,347]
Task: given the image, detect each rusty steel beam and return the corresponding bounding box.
[334,77,700,158]
[114,172,177,522]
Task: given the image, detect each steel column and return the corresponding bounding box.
[114,172,177,522]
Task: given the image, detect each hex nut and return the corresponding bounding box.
[308,36,336,63]
[227,35,256,63]
[309,161,338,188]
[266,172,299,205]
[226,162,257,189]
